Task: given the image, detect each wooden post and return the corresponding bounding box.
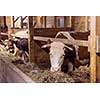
[84,16,88,31]
[0,17,1,33]
[90,16,97,82]
[96,17,100,82]
[54,16,57,28]
[12,16,15,28]
[36,16,43,28]
[41,16,45,28]
[71,16,75,30]
[0,16,5,32]
[6,16,12,39]
[44,16,46,28]
[0,16,5,26]
[66,16,72,27]
[20,16,23,28]
[90,16,100,82]
[76,16,85,32]
[28,16,35,62]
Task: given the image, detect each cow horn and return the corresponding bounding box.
[41,44,50,48]
[64,45,73,51]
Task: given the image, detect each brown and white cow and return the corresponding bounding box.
[42,31,89,72]
[42,40,75,72]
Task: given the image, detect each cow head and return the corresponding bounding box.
[42,40,73,72]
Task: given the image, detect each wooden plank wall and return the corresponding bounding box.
[34,27,73,37]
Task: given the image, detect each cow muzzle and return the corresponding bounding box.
[50,67,61,72]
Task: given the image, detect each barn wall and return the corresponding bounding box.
[72,16,89,32]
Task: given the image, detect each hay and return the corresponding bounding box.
[0,45,90,83]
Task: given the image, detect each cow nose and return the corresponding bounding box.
[50,67,59,72]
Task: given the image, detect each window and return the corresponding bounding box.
[11,16,28,29]
[56,16,64,27]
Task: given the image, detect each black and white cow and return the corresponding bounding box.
[3,30,29,62]
[12,38,28,56]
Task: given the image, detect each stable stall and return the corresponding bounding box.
[0,16,100,83]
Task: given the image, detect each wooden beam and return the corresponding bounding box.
[0,17,1,33]
[84,16,88,31]
[34,27,73,37]
[34,36,88,47]
[64,16,67,27]
[20,16,23,28]
[41,16,45,28]
[71,16,75,30]
[28,16,35,62]
[89,16,96,83]
[66,16,72,27]
[44,16,46,28]
[54,16,57,28]
[6,16,12,39]
[76,16,85,32]
[12,16,15,28]
[36,16,43,28]
[96,17,100,82]
[89,16,100,83]
[0,16,5,25]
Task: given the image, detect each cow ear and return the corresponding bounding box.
[47,39,52,44]
[41,39,52,48]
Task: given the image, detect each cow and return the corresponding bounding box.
[12,38,28,55]
[41,31,90,72]
[42,40,76,72]
[4,38,29,63]
[3,30,29,63]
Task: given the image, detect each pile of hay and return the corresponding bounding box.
[69,66,90,83]
[29,71,75,83]
[12,58,90,83]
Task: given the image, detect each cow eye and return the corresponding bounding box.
[61,54,65,58]
[49,53,52,55]
[63,54,65,56]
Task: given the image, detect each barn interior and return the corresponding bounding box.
[0,16,99,83]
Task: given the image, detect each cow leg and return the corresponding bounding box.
[13,44,19,56]
[25,51,29,57]
[22,52,25,62]
[67,62,74,72]
[21,51,29,64]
